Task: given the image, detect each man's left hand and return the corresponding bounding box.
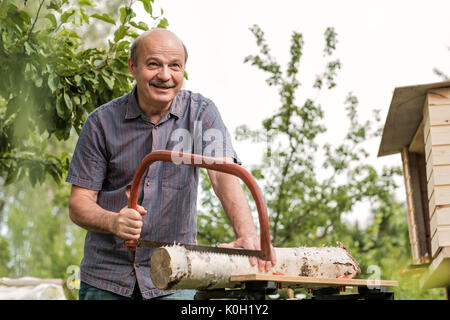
[218,234,276,272]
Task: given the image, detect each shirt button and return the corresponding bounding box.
[130,271,135,276]
[146,181,150,187]
[154,125,158,130]
[135,263,140,268]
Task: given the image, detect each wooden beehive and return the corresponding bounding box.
[378,81,450,289]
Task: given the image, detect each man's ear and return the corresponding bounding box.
[128,58,136,77]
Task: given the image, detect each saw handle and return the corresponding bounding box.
[124,150,272,262]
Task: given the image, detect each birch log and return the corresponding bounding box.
[150,242,361,290]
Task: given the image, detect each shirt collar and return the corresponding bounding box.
[125,86,185,121]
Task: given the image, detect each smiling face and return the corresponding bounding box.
[128,30,186,116]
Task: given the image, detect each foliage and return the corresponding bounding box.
[0,0,167,186]
[197,25,445,299]
[0,0,167,299]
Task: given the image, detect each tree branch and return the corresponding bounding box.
[27,0,45,41]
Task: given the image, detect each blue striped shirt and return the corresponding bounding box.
[66,86,240,299]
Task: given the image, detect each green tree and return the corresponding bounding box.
[0,0,167,186]
[0,0,168,299]
[197,25,445,299]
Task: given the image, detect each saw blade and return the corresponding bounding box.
[136,239,264,258]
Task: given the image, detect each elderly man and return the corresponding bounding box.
[66,29,276,300]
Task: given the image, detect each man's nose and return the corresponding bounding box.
[157,65,171,81]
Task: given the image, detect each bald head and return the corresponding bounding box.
[129,29,188,67]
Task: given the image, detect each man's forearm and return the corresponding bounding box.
[208,170,257,238]
[68,188,117,234]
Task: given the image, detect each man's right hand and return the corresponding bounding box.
[114,205,147,250]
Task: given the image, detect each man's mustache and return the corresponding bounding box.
[149,80,176,89]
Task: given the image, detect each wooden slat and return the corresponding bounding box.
[427,170,434,200]
[434,185,450,207]
[425,130,432,165]
[431,226,450,258]
[420,247,450,289]
[401,149,431,264]
[427,166,450,200]
[427,105,450,126]
[429,190,436,219]
[427,87,450,106]
[423,98,431,146]
[426,145,450,181]
[229,274,399,288]
[0,278,65,287]
[409,120,425,154]
[430,206,450,238]
[402,149,420,262]
[428,126,450,146]
[416,154,432,255]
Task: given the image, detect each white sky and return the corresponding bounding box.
[134,0,450,226]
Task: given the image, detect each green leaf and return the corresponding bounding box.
[47,74,59,93]
[114,25,128,42]
[130,21,149,31]
[24,42,34,55]
[61,9,75,24]
[101,74,114,90]
[63,92,73,113]
[119,6,135,24]
[5,165,18,186]
[93,59,103,67]
[56,93,72,120]
[79,8,89,23]
[139,0,152,15]
[91,13,116,25]
[46,13,57,29]
[116,40,130,52]
[78,0,93,5]
[157,18,168,29]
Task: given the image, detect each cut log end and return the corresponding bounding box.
[150,248,173,290]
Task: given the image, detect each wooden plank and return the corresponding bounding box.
[426,145,450,181]
[430,206,450,239]
[425,129,432,164]
[420,247,450,289]
[401,149,421,263]
[409,120,425,154]
[427,105,450,126]
[427,166,450,200]
[434,165,450,185]
[434,185,450,207]
[0,278,65,287]
[428,126,450,146]
[423,99,430,146]
[401,150,432,263]
[416,154,432,256]
[230,274,399,288]
[429,190,436,219]
[427,87,450,106]
[431,226,450,258]
[427,170,435,200]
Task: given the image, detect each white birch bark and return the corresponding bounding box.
[150,242,361,290]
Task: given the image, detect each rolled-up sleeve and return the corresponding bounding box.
[66,113,107,190]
